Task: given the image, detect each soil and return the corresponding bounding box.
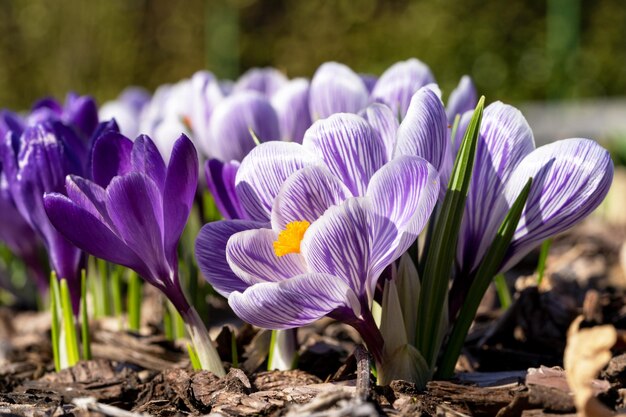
[1,218,626,416]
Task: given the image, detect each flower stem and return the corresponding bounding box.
[181,306,225,376]
[268,329,298,370]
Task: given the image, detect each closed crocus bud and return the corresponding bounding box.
[204,91,280,162]
[271,78,311,143]
[371,58,435,120]
[446,75,477,124]
[99,87,150,139]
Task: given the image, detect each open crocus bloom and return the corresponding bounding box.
[195,112,440,362]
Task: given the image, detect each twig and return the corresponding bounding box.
[354,344,371,401]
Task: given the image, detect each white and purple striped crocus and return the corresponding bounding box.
[195,112,441,363]
[43,132,225,375]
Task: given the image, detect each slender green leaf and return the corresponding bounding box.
[415,96,485,368]
[110,266,123,328]
[187,343,202,370]
[493,274,512,309]
[437,177,533,378]
[80,270,91,360]
[536,239,552,285]
[127,270,142,332]
[50,272,61,372]
[60,279,80,366]
[97,259,110,316]
[267,329,277,371]
[231,331,239,368]
[163,300,174,340]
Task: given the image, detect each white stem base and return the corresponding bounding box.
[183,306,225,377]
[268,329,297,371]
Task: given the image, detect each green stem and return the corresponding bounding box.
[97,259,109,316]
[110,266,123,329]
[182,306,225,376]
[50,273,61,372]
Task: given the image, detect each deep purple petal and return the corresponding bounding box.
[234,67,288,97]
[395,88,449,174]
[500,138,613,271]
[131,135,167,190]
[446,75,477,124]
[44,193,149,277]
[300,198,370,296]
[195,219,267,297]
[271,78,312,143]
[371,58,435,119]
[64,94,99,139]
[106,173,169,285]
[366,156,439,282]
[229,273,360,329]
[309,62,369,120]
[226,228,307,286]
[271,165,352,230]
[302,113,387,196]
[235,141,320,222]
[163,135,199,264]
[65,176,111,223]
[205,159,248,220]
[206,91,281,162]
[359,103,399,161]
[457,102,535,273]
[91,131,133,187]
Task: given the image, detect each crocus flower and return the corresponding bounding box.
[195,112,441,363]
[271,78,311,143]
[309,62,369,120]
[43,133,225,375]
[234,67,288,98]
[28,93,99,141]
[0,121,88,310]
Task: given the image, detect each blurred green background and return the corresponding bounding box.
[0,0,622,109]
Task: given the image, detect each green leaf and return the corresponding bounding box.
[415,96,485,368]
[127,270,142,332]
[60,279,80,366]
[536,239,552,285]
[187,343,202,370]
[50,272,61,372]
[437,177,533,378]
[493,273,512,309]
[80,270,91,360]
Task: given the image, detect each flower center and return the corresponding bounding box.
[273,220,310,257]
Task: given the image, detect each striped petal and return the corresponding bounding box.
[271,165,352,230]
[395,88,449,174]
[235,141,320,222]
[302,113,387,196]
[366,156,439,282]
[195,220,267,297]
[229,273,360,330]
[446,75,477,124]
[226,228,307,286]
[359,103,399,161]
[371,58,435,119]
[271,78,312,143]
[458,102,535,273]
[309,62,369,120]
[500,138,613,271]
[301,198,369,296]
[206,91,281,162]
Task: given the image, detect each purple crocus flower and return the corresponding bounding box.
[446,75,477,124]
[28,93,99,141]
[271,78,311,143]
[195,113,441,363]
[44,133,225,375]
[0,121,88,310]
[309,62,369,121]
